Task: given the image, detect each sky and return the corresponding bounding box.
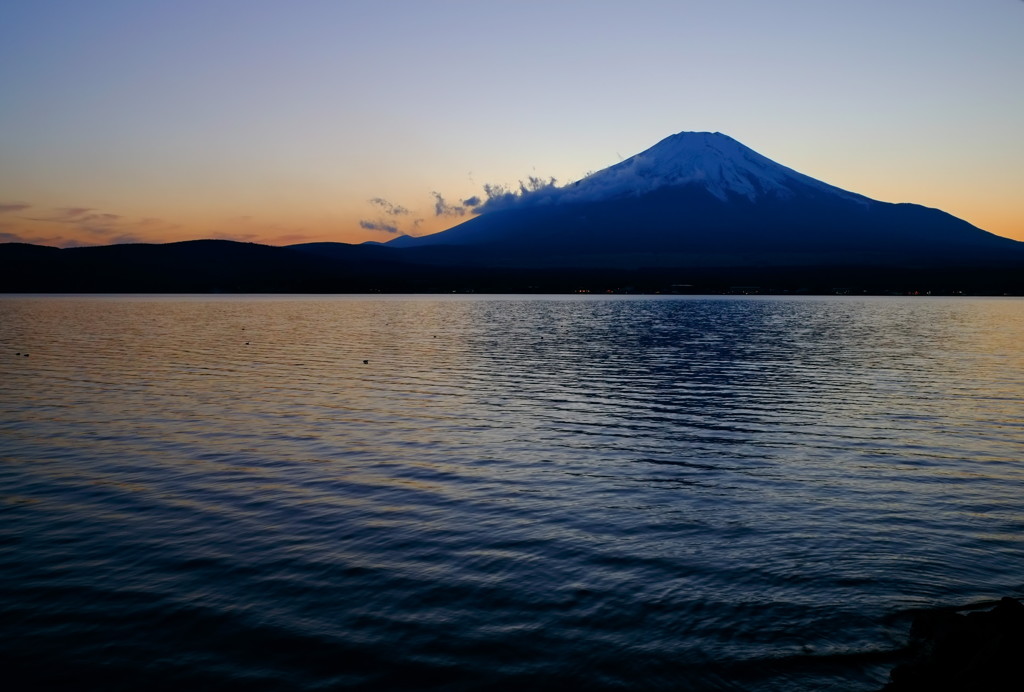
[1,0,1022,248]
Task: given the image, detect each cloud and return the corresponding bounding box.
[431,191,466,217]
[361,196,420,235]
[105,233,148,245]
[81,213,122,231]
[213,232,260,243]
[19,207,125,241]
[6,203,315,248]
[205,218,320,246]
[136,217,182,232]
[0,228,86,247]
[462,196,481,208]
[17,205,184,246]
[521,176,558,194]
[369,198,410,216]
[266,233,318,245]
[27,207,122,230]
[0,203,31,213]
[359,219,400,234]
[473,175,561,214]
[72,213,124,238]
[477,182,516,211]
[49,207,92,221]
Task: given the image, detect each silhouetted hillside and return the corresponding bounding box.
[387,132,1024,270]
[4,132,1024,295]
[3,239,1023,294]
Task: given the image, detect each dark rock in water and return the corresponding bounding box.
[882,597,1024,691]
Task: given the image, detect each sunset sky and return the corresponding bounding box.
[1,0,1022,248]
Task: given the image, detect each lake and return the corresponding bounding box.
[2,294,1022,690]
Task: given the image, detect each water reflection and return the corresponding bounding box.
[1,294,1022,691]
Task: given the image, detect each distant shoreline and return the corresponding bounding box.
[3,239,1023,296]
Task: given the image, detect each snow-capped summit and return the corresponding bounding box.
[561,131,864,204]
[386,130,1021,267]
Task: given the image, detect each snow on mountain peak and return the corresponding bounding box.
[558,131,858,204]
[464,131,868,217]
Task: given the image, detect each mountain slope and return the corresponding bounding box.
[516,131,868,205]
[4,132,1023,294]
[388,132,1023,268]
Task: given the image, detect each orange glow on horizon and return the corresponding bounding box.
[2,199,1022,249]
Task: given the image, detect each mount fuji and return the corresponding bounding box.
[385,132,1023,269]
[7,132,1023,293]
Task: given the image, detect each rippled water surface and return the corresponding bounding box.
[2,294,1023,691]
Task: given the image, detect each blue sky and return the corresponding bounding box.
[1,0,1022,247]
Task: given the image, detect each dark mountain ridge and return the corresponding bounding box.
[3,237,1023,295]
[385,132,1022,269]
[3,132,1023,293]
[0,240,417,293]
